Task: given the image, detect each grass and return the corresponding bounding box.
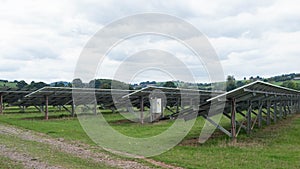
[0,134,114,169]
[0,107,299,168]
[0,155,24,169]
[0,81,17,88]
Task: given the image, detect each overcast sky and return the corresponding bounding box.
[1,0,299,83]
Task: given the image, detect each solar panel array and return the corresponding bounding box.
[1,81,300,140]
[0,88,34,105]
[180,81,300,139]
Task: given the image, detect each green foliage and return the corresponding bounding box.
[163,81,177,88]
[226,75,237,91]
[16,80,28,89]
[281,80,300,90]
[88,79,132,89]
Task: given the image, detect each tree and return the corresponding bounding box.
[226,75,236,91]
[163,81,177,88]
[28,81,48,89]
[54,82,66,87]
[72,78,84,88]
[16,80,28,89]
[236,81,245,88]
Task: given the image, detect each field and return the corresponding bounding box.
[0,81,17,88]
[0,107,299,168]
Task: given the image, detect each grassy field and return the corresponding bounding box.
[0,81,17,88]
[0,107,299,168]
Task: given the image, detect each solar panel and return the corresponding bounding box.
[24,87,133,107]
[122,86,224,108]
[180,81,300,140]
[0,88,34,105]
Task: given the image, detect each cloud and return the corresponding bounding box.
[0,0,299,83]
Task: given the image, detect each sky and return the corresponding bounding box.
[0,0,299,84]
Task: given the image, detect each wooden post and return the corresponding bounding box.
[231,98,237,143]
[45,95,49,120]
[0,94,3,114]
[140,96,144,124]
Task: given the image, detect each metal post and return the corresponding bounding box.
[140,96,144,124]
[231,98,237,143]
[71,104,75,117]
[0,94,3,114]
[267,100,271,125]
[94,103,97,115]
[247,102,252,135]
[176,97,180,113]
[45,95,49,120]
[273,102,277,123]
[279,101,283,119]
[258,101,263,128]
[283,101,287,118]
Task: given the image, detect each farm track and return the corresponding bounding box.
[0,144,63,169]
[0,124,184,169]
[0,124,153,169]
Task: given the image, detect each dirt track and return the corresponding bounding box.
[0,124,152,169]
[0,124,183,169]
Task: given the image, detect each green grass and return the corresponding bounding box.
[0,155,23,169]
[0,107,299,168]
[0,134,114,169]
[0,81,17,88]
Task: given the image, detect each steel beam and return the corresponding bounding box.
[246,102,252,135]
[202,114,232,138]
[266,100,271,125]
[71,103,75,117]
[258,101,263,128]
[231,98,237,142]
[45,95,49,120]
[0,94,3,114]
[140,96,144,124]
[273,102,277,123]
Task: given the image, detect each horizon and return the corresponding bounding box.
[1,72,299,85]
[1,1,299,84]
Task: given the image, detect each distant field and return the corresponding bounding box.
[0,81,17,88]
[271,79,300,86]
[0,107,299,169]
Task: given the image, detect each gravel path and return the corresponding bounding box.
[0,144,62,169]
[0,124,152,169]
[0,124,183,169]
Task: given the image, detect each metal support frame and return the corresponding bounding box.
[34,105,44,113]
[212,94,300,140]
[231,98,237,142]
[258,101,263,128]
[246,102,252,135]
[266,100,271,125]
[202,114,232,137]
[45,95,49,120]
[140,96,144,124]
[0,94,3,114]
[273,102,277,123]
[62,105,75,117]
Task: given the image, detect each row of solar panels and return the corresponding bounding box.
[0,85,222,108]
[1,81,300,113]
